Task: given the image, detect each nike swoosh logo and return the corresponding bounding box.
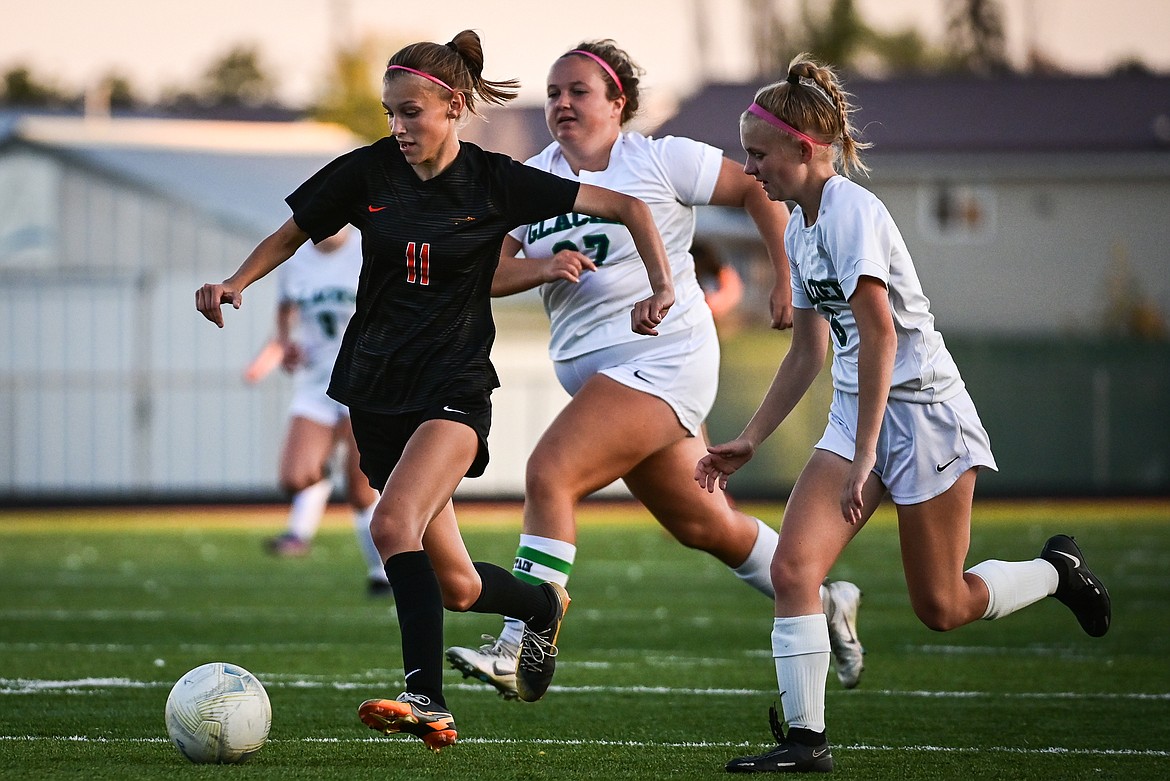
[1052,549,1081,569]
[368,205,387,212]
[935,456,960,472]
[812,748,828,758]
[632,369,649,382]
[442,405,467,415]
[405,668,421,680]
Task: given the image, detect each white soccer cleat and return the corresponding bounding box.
[445,635,520,700]
[825,580,865,689]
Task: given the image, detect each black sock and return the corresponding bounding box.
[468,561,555,626]
[383,550,445,708]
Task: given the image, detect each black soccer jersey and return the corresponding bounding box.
[286,139,580,414]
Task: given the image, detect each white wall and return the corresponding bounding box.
[869,154,1170,337]
[8,144,1167,501]
[0,148,619,501]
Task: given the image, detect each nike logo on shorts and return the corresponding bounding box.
[935,456,960,472]
[442,405,467,415]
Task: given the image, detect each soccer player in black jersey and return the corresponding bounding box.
[196,30,675,753]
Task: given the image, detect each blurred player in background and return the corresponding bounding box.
[446,40,865,701]
[198,30,676,752]
[696,54,1111,774]
[244,226,389,595]
[692,238,745,333]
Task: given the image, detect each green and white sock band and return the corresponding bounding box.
[501,534,577,649]
[512,533,576,586]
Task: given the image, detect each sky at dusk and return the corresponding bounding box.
[3,0,1168,113]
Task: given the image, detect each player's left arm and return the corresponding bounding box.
[844,276,896,524]
[708,158,793,330]
[573,183,675,335]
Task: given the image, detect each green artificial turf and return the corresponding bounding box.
[1,500,1166,780]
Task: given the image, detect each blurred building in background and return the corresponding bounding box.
[658,72,1170,497]
[660,72,1170,337]
[0,114,571,503]
[2,70,1168,503]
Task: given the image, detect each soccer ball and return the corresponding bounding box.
[164,662,271,764]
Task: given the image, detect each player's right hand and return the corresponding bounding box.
[631,288,674,336]
[280,342,305,373]
[769,282,794,330]
[694,438,755,493]
[544,249,597,284]
[195,282,242,328]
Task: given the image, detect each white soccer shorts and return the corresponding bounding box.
[815,387,998,504]
[552,318,720,436]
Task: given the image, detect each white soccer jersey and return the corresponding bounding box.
[276,228,363,386]
[509,132,723,360]
[788,176,964,403]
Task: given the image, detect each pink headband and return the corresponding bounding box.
[568,50,623,93]
[386,65,455,93]
[746,102,830,147]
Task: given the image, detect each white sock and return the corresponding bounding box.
[352,501,385,581]
[967,558,1060,620]
[499,534,576,650]
[733,518,777,598]
[731,519,831,609]
[286,478,332,540]
[772,615,831,733]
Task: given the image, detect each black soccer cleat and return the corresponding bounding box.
[725,706,833,773]
[1040,534,1111,637]
[367,577,393,598]
[515,582,570,702]
[358,693,457,753]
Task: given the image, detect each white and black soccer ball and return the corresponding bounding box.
[164,661,271,764]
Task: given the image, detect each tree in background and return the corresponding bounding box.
[943,0,1011,74]
[797,0,871,67]
[103,72,139,109]
[310,35,400,142]
[161,44,279,110]
[197,44,277,107]
[2,63,142,113]
[748,0,939,77]
[0,66,77,108]
[1103,243,1167,342]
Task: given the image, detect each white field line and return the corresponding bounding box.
[3,642,1107,660]
[2,677,1167,701]
[0,734,1166,758]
